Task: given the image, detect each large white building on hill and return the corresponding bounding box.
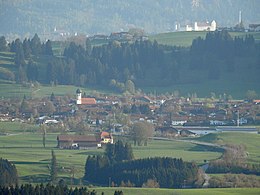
[176,20,217,32]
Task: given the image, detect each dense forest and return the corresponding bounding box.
[84,156,201,188]
[1,0,259,36]
[84,142,201,189]
[0,30,259,95]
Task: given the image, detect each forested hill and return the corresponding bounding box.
[1,0,260,37]
[1,31,259,98]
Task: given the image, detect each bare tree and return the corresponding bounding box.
[130,121,154,146]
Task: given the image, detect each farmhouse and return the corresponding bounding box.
[57,134,101,149]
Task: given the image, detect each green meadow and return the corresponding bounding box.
[93,187,260,195]
[0,121,223,184]
[0,122,259,195]
[1,122,260,185]
[193,132,260,164]
[149,31,260,47]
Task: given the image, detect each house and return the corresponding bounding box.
[57,134,101,149]
[100,131,113,144]
[194,21,216,31]
[155,126,179,137]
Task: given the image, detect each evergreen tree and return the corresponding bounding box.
[14,39,25,66]
[41,124,47,148]
[27,60,39,81]
[0,158,18,187]
[0,36,8,51]
[44,40,53,55]
[16,66,28,83]
[50,150,57,182]
[31,33,42,55]
[23,38,32,58]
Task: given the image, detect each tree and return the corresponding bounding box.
[44,40,53,55]
[0,36,8,51]
[125,80,135,94]
[50,150,57,182]
[14,39,25,66]
[105,141,134,164]
[50,92,55,101]
[20,97,31,113]
[23,38,32,58]
[0,158,18,187]
[142,179,160,188]
[130,121,154,146]
[16,66,28,83]
[41,124,47,148]
[27,60,39,81]
[85,38,92,56]
[31,33,42,55]
[246,90,257,101]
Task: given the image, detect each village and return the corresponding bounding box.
[0,89,259,149]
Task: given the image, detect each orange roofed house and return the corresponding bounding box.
[100,131,113,144]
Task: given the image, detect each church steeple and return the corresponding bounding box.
[76,89,82,104]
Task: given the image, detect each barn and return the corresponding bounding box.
[57,134,101,149]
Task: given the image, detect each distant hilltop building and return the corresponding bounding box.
[175,20,217,32]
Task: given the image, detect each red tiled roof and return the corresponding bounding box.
[81,98,96,105]
[100,131,112,138]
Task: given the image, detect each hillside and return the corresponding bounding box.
[150,31,260,47]
[1,30,260,99]
[1,0,260,38]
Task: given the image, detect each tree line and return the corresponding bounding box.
[1,31,259,92]
[0,183,124,195]
[84,142,202,189]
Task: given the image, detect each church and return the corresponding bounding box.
[76,89,96,105]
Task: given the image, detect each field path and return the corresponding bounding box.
[152,136,226,150]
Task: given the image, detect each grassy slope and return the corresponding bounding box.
[94,187,260,195]
[149,31,260,47]
[1,31,260,99]
[146,31,260,98]
[194,132,260,164]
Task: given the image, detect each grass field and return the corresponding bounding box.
[193,132,260,164]
[0,82,114,99]
[93,187,260,195]
[150,31,260,47]
[1,122,259,185]
[142,78,260,99]
[0,121,223,184]
[0,122,259,195]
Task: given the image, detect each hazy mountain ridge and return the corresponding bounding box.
[1,0,260,37]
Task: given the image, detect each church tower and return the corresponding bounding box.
[76,89,82,105]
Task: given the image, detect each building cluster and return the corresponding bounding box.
[175,20,217,32]
[0,89,259,148]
